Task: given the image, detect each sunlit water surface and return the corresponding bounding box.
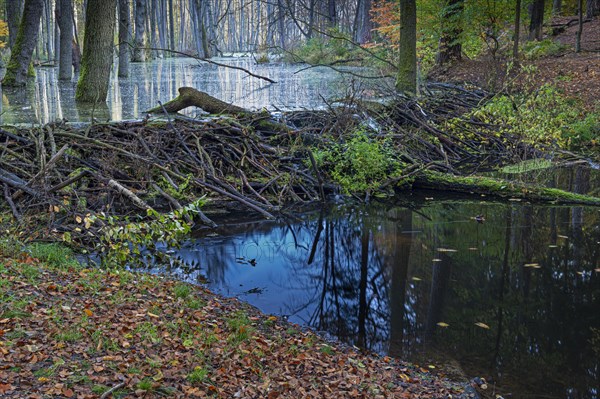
[154,190,600,399]
[0,57,387,124]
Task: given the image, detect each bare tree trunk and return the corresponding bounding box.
[513,0,522,61]
[436,0,463,65]
[353,0,372,43]
[327,0,337,27]
[277,0,286,49]
[118,0,130,77]
[528,0,545,41]
[576,0,583,52]
[54,1,60,64]
[132,0,146,61]
[6,0,25,49]
[587,0,600,18]
[552,0,562,15]
[168,0,175,50]
[3,0,44,86]
[43,0,53,61]
[75,0,117,103]
[58,0,74,80]
[396,0,417,94]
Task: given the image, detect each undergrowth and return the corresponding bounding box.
[313,128,406,195]
[446,84,599,150]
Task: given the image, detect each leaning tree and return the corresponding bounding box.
[3,0,44,86]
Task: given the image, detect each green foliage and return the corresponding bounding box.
[314,129,405,195]
[26,243,81,270]
[288,28,357,65]
[187,366,209,384]
[523,39,568,59]
[449,84,599,149]
[91,199,205,268]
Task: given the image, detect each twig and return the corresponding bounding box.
[142,47,277,83]
[99,382,125,399]
[3,184,21,222]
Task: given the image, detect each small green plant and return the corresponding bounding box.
[173,283,192,299]
[56,328,83,342]
[187,366,209,384]
[315,129,405,194]
[320,344,335,355]
[27,243,80,270]
[136,378,154,391]
[135,322,161,344]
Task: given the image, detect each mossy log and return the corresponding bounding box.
[147,87,249,115]
[413,170,600,206]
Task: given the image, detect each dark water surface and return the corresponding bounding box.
[159,193,600,399]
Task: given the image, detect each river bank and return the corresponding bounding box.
[0,242,475,398]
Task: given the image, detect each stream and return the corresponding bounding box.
[154,184,600,399]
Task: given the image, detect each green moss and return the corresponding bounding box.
[416,171,600,205]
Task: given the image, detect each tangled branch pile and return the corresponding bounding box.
[1,84,596,247]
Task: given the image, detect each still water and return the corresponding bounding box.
[158,192,600,399]
[0,57,384,124]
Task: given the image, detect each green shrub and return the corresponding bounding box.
[523,39,567,59]
[315,129,405,195]
[448,84,599,149]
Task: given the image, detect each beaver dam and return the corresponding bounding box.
[1,84,599,248]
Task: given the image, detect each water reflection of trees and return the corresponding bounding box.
[168,199,599,398]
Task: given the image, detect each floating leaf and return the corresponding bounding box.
[412,277,422,281]
[558,235,569,239]
[436,322,449,328]
[524,263,540,268]
[437,248,457,252]
[432,258,442,262]
[474,322,490,329]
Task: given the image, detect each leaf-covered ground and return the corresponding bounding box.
[0,250,467,398]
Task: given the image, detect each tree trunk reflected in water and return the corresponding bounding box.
[157,195,599,398]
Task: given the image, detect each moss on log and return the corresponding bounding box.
[147,87,249,115]
[413,170,600,206]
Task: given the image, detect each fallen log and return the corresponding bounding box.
[146,87,249,115]
[413,170,600,206]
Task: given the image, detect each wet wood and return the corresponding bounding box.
[146,87,249,115]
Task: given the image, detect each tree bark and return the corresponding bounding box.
[576,0,583,52]
[58,0,74,80]
[513,0,522,61]
[118,0,130,77]
[146,87,248,114]
[528,0,545,41]
[6,0,25,49]
[75,0,116,103]
[353,0,372,44]
[395,0,417,94]
[587,0,600,18]
[3,0,44,86]
[552,0,562,15]
[436,0,463,65]
[132,0,146,61]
